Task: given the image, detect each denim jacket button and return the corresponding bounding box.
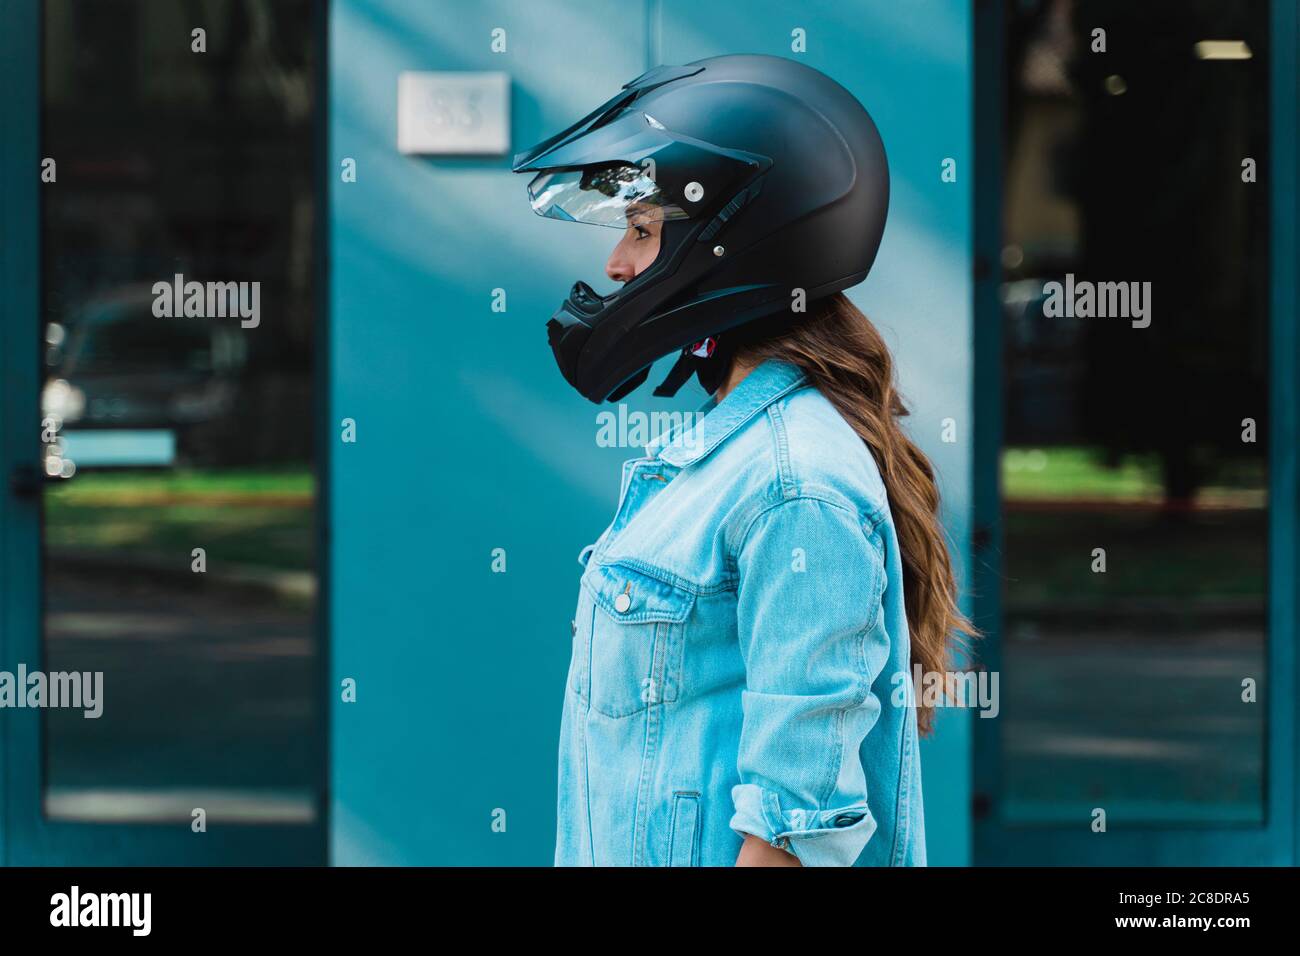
[613,592,632,613]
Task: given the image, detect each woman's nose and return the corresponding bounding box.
[606,237,635,283]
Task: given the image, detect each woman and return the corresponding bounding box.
[515,55,973,866]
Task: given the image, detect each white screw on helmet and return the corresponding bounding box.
[684,181,704,202]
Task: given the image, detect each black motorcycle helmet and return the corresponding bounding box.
[513,54,889,404]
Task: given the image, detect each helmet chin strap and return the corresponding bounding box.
[650,348,702,398]
[652,335,730,397]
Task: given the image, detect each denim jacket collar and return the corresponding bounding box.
[646,359,808,468]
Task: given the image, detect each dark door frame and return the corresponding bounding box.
[0,0,329,866]
[971,0,1299,866]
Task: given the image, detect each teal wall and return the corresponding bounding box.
[330,0,973,865]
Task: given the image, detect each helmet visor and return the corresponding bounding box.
[527,164,690,228]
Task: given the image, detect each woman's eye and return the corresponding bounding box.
[633,225,652,240]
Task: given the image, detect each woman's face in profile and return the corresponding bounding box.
[605,204,662,283]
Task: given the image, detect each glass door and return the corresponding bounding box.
[2,0,325,865]
[973,0,1296,865]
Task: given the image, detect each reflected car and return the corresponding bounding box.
[41,285,249,470]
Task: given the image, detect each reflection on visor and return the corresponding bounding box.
[528,164,690,228]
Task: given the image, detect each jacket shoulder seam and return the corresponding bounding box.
[731,491,880,562]
[765,403,797,500]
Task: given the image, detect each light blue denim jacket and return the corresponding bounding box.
[556,359,925,866]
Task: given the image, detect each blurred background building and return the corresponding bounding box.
[0,0,1295,866]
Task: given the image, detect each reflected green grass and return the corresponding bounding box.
[1001,448,1267,602]
[45,468,313,572]
[1003,446,1266,503]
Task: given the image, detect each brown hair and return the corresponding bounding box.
[731,292,976,735]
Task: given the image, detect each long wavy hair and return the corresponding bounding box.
[729,292,976,735]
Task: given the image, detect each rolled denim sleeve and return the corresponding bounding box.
[728,495,889,867]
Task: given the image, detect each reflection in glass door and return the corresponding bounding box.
[32,0,323,855]
[974,0,1293,864]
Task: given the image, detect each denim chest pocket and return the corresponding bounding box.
[576,562,695,719]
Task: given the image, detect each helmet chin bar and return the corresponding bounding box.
[544,204,800,404]
[606,367,651,402]
[541,216,683,398]
[545,216,705,403]
[544,281,613,393]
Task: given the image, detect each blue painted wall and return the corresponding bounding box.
[330,0,973,865]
